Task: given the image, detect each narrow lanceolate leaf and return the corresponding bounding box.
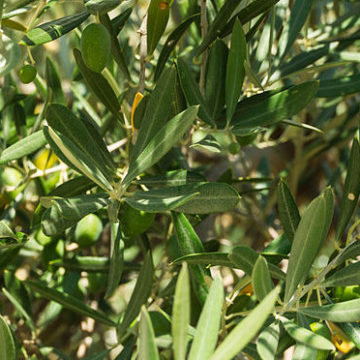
[131,67,177,160]
[177,58,213,125]
[105,222,124,298]
[172,253,234,268]
[26,281,115,326]
[323,262,360,287]
[336,241,360,266]
[155,13,199,81]
[226,19,246,123]
[41,194,108,236]
[139,306,160,360]
[252,255,273,301]
[0,36,21,77]
[46,104,114,178]
[196,0,244,55]
[173,183,239,214]
[0,130,47,164]
[123,106,199,185]
[118,252,154,336]
[85,0,121,14]
[277,180,300,242]
[188,277,224,360]
[229,246,286,280]
[336,132,360,240]
[0,315,16,360]
[172,212,208,303]
[278,0,315,59]
[124,187,198,213]
[230,81,319,132]
[209,286,281,360]
[73,49,120,119]
[292,344,318,360]
[147,0,170,55]
[279,316,334,351]
[43,127,113,192]
[284,188,334,302]
[20,11,90,46]
[299,298,360,323]
[317,74,360,98]
[172,263,190,360]
[45,57,65,104]
[257,322,280,360]
[205,39,228,121]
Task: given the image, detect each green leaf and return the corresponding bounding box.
[147,0,170,55]
[51,257,109,272]
[0,35,21,77]
[177,57,214,125]
[123,106,198,185]
[0,245,22,272]
[317,74,360,98]
[0,130,47,164]
[299,298,360,322]
[229,246,286,280]
[105,222,124,298]
[20,11,90,46]
[278,0,315,59]
[188,277,224,360]
[118,252,154,336]
[230,81,319,132]
[131,67,177,160]
[0,315,16,360]
[209,286,281,360]
[323,262,360,287]
[225,19,246,123]
[279,316,334,351]
[284,188,334,302]
[46,104,114,178]
[45,57,65,104]
[257,322,280,360]
[41,194,108,236]
[84,0,121,14]
[155,13,199,81]
[336,241,360,266]
[277,180,300,242]
[336,132,360,240]
[190,135,222,153]
[196,0,244,55]
[337,322,360,350]
[26,280,115,326]
[83,349,111,360]
[172,263,190,360]
[173,182,240,214]
[73,48,121,119]
[43,127,113,191]
[172,252,234,268]
[205,39,228,121]
[0,221,17,240]
[139,306,160,360]
[172,212,208,303]
[252,255,273,301]
[292,344,318,360]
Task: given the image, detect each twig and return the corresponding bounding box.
[138,14,148,93]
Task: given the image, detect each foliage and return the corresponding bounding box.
[1,0,360,359]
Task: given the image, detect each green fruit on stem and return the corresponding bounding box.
[0,167,23,202]
[19,64,37,84]
[74,214,103,248]
[120,204,155,237]
[80,23,111,73]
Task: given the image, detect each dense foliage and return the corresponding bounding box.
[1,0,360,359]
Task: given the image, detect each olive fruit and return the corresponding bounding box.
[80,23,111,73]
[74,214,103,248]
[35,227,53,246]
[0,167,23,202]
[19,64,37,84]
[228,142,240,155]
[120,204,155,237]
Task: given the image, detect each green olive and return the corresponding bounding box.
[119,204,155,237]
[80,23,111,73]
[74,214,103,248]
[228,142,240,155]
[0,167,23,202]
[35,227,53,246]
[19,64,37,84]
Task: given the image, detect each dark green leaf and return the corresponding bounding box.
[323,262,360,287]
[147,0,169,55]
[277,180,300,242]
[21,11,90,46]
[230,81,319,132]
[118,252,154,336]
[172,252,234,268]
[284,188,334,302]
[317,74,360,98]
[45,57,65,104]
[26,281,115,326]
[257,322,280,360]
[0,315,16,360]
[252,255,273,301]
[85,0,121,14]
